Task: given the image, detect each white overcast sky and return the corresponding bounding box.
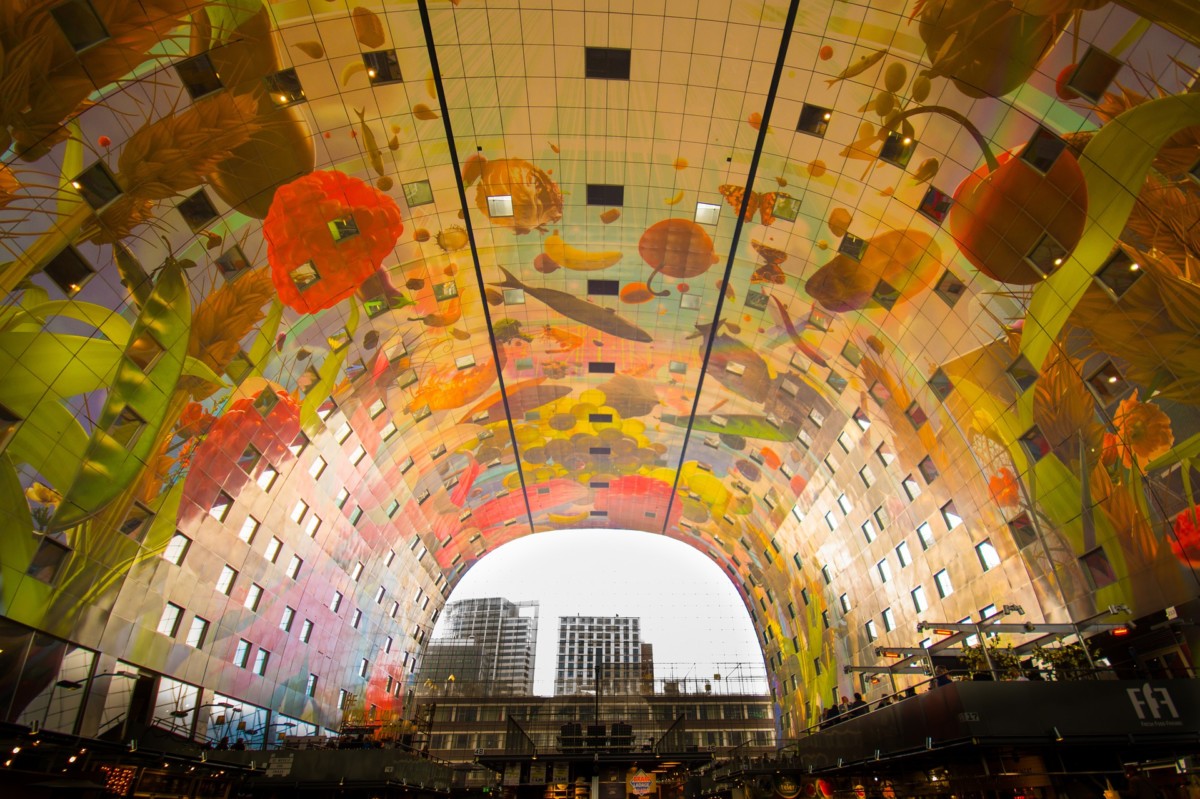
[440,529,767,695]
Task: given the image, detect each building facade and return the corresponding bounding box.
[554,616,644,696]
[418,598,539,697]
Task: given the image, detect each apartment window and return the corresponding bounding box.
[163,532,191,565]
[286,555,303,579]
[309,457,326,479]
[335,487,350,508]
[917,522,935,550]
[837,433,852,454]
[352,609,363,629]
[934,569,954,598]
[896,541,912,567]
[861,520,876,544]
[902,474,921,500]
[824,511,837,531]
[821,610,830,629]
[238,516,259,544]
[280,606,295,632]
[256,463,278,491]
[375,586,386,604]
[300,619,314,643]
[209,491,233,522]
[264,537,282,563]
[244,583,263,611]
[859,466,875,488]
[918,455,939,484]
[337,689,350,710]
[821,564,832,585]
[384,636,394,654]
[837,493,852,514]
[350,445,367,466]
[865,620,878,642]
[911,586,928,613]
[800,587,810,606]
[233,639,251,667]
[290,500,308,523]
[252,648,270,676]
[874,505,891,529]
[877,558,892,583]
[158,603,183,637]
[351,562,364,581]
[941,501,963,530]
[976,539,1001,571]
[186,616,209,648]
[304,515,321,538]
[359,658,370,678]
[330,591,343,613]
[216,565,237,595]
[306,673,319,697]
[882,607,896,633]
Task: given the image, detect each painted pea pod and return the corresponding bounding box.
[49,258,192,530]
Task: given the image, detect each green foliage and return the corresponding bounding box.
[1032,641,1098,681]
[299,299,360,432]
[959,638,1022,679]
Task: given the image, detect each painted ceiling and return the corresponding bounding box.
[1,0,1199,733]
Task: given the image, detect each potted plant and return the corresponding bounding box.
[1033,641,1097,681]
[959,639,1022,680]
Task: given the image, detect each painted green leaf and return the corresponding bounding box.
[182,355,227,388]
[27,300,134,348]
[50,259,192,529]
[0,453,38,616]
[206,0,264,43]
[299,299,359,432]
[5,399,90,490]
[661,413,793,441]
[246,299,283,380]
[57,121,84,220]
[0,332,124,408]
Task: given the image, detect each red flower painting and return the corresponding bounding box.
[1170,506,1200,568]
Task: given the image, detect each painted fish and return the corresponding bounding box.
[825,48,887,87]
[490,267,653,343]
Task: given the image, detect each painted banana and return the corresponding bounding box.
[543,232,622,271]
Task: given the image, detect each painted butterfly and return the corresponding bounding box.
[718,184,777,225]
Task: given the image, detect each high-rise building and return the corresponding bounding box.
[418,598,538,696]
[554,616,644,696]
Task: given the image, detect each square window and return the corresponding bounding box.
[233,639,251,667]
[306,673,319,697]
[934,270,966,307]
[859,465,875,488]
[245,583,263,611]
[350,445,367,466]
[773,193,801,222]
[1094,247,1144,299]
[852,408,870,431]
[928,368,954,401]
[107,404,147,449]
[838,232,868,261]
[918,185,953,224]
[1085,360,1128,403]
[865,620,878,642]
[861,519,876,543]
[175,52,225,100]
[1019,426,1052,462]
[264,67,305,105]
[433,281,458,302]
[976,539,1001,571]
[486,194,514,217]
[1020,126,1067,174]
[291,500,308,523]
[941,501,963,530]
[869,381,892,405]
[289,261,321,292]
[840,341,864,367]
[916,521,935,550]
[364,49,403,84]
[252,648,270,676]
[585,46,631,79]
[680,292,701,310]
[1009,512,1038,548]
[163,532,191,565]
[902,474,921,501]
[911,585,928,613]
[877,558,891,583]
[328,214,360,244]
[797,103,832,137]
[309,457,327,479]
[1081,547,1117,589]
[157,602,183,636]
[216,565,237,595]
[118,502,153,539]
[336,487,350,508]
[586,184,624,206]
[352,609,363,629]
[127,330,166,373]
[351,562,364,582]
[1066,46,1123,102]
[824,511,837,531]
[934,569,954,598]
[918,456,939,484]
[800,587,810,606]
[176,187,222,233]
[821,610,830,629]
[882,607,896,632]
[303,513,321,538]
[839,593,851,613]
[280,606,295,632]
[214,245,249,280]
[695,202,721,225]
[300,619,314,643]
[286,555,303,579]
[72,160,122,210]
[331,590,343,613]
[238,516,259,544]
[209,491,233,522]
[879,132,917,168]
[821,564,833,584]
[874,505,891,529]
[896,541,912,567]
[238,444,262,474]
[186,616,209,649]
[905,401,928,428]
[837,493,852,514]
[51,0,109,51]
[1024,232,1068,277]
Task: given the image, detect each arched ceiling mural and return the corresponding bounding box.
[1,0,1198,736]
